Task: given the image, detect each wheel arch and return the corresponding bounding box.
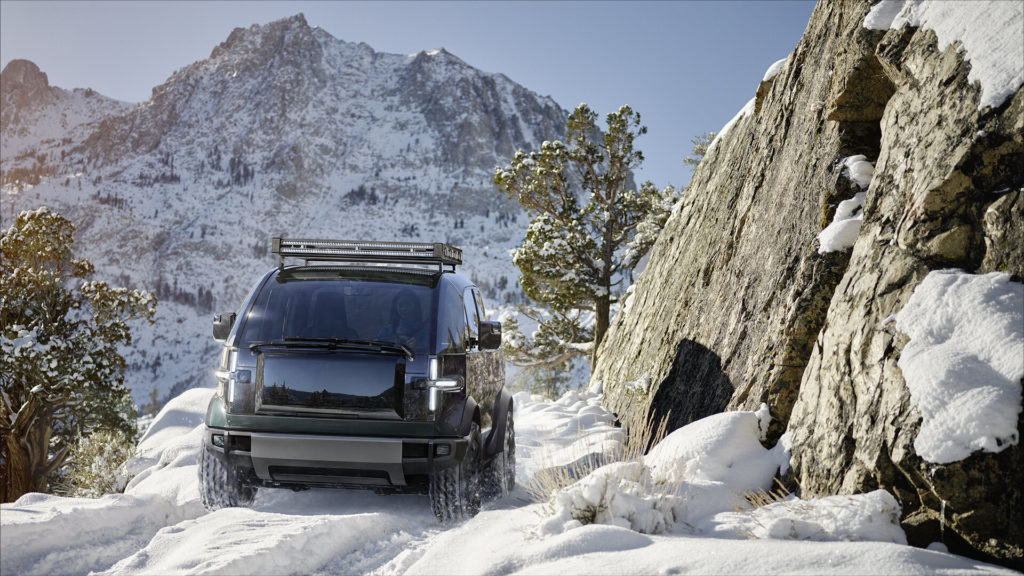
[483,387,513,459]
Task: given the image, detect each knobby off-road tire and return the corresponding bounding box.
[430,423,481,522]
[481,410,516,500]
[199,441,257,510]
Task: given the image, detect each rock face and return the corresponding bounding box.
[593,0,1022,566]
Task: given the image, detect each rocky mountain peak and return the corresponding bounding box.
[1,59,54,115]
[209,13,320,69]
[2,59,129,152]
[1,59,50,93]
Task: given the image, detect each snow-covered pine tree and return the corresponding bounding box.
[683,131,717,172]
[0,207,156,502]
[494,104,677,367]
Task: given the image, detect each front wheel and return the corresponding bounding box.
[199,437,256,510]
[429,424,481,522]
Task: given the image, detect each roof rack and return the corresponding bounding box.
[271,238,462,272]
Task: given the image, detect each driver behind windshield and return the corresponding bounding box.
[376,289,429,348]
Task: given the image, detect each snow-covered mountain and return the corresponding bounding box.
[1,60,133,160]
[1,13,566,408]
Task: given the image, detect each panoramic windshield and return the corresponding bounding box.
[238,278,436,355]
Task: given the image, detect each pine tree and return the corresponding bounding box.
[683,131,718,172]
[0,207,156,502]
[495,104,678,367]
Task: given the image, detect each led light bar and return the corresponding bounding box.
[271,238,462,270]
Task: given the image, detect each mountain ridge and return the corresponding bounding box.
[1,13,565,407]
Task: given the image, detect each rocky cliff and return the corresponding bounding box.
[593,0,1022,566]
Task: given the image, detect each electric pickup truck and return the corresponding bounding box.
[200,239,515,521]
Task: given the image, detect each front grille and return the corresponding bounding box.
[268,466,391,486]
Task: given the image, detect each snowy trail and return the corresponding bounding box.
[0,491,203,576]
[97,496,432,575]
[1,387,1017,575]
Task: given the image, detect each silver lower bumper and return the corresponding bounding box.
[249,433,405,485]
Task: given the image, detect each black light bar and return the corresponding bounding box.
[271,238,462,270]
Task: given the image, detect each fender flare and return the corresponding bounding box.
[483,387,514,458]
[457,396,480,438]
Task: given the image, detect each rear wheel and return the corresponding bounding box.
[482,410,516,499]
[429,423,481,522]
[199,438,257,510]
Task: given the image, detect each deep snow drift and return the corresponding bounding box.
[1,387,1015,575]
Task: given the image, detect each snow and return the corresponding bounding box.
[817,192,865,253]
[707,97,756,154]
[1,386,1017,575]
[863,0,1024,110]
[762,56,789,82]
[817,155,875,254]
[841,154,875,189]
[895,269,1024,464]
[711,490,907,544]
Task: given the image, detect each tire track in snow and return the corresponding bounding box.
[0,492,204,576]
[96,489,439,575]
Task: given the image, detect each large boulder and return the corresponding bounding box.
[593,0,1022,566]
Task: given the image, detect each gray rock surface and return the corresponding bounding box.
[593,1,1022,565]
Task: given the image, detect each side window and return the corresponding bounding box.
[437,280,467,353]
[473,289,486,321]
[463,287,479,342]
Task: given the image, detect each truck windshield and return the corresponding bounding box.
[237,278,436,355]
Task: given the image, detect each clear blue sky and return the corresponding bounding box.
[1,0,816,188]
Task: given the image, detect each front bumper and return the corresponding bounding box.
[204,428,468,490]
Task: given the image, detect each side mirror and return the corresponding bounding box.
[478,321,502,350]
[213,312,236,341]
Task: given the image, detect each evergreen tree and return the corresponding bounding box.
[0,207,156,502]
[683,131,718,172]
[495,104,677,367]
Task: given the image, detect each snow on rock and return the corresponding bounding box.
[644,407,783,491]
[841,154,875,190]
[863,0,1024,110]
[762,56,789,82]
[711,490,907,544]
[708,97,756,154]
[537,404,791,537]
[817,192,866,253]
[895,269,1024,464]
[817,155,875,254]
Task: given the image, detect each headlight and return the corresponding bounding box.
[426,358,464,411]
[217,349,255,414]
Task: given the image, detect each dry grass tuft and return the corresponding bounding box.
[527,409,673,506]
[739,478,793,510]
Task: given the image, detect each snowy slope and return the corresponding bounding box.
[0,60,133,160]
[1,388,1014,575]
[1,14,566,409]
